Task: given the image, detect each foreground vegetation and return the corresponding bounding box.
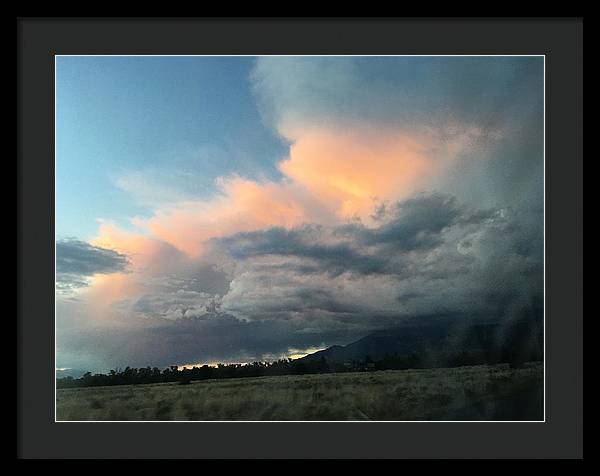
[56,362,543,421]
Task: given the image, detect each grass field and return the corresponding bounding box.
[56,362,543,421]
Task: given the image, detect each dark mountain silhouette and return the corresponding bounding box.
[300,316,543,368]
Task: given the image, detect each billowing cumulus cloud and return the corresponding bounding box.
[56,57,544,372]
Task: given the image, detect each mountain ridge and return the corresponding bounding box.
[299,316,543,368]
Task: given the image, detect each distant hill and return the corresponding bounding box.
[300,316,543,368]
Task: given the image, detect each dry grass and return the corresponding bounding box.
[56,362,543,421]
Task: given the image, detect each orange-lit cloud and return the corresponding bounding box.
[134,176,327,257]
[98,124,474,258]
[85,223,190,317]
[92,222,184,272]
[279,126,439,220]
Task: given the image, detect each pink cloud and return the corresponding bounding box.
[102,123,476,258]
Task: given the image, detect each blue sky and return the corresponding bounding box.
[56,56,288,239]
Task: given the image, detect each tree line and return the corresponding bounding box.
[56,348,536,389]
[57,357,362,388]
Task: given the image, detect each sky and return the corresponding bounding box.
[56,56,544,373]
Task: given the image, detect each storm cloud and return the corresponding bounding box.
[215,193,542,330]
[56,191,542,372]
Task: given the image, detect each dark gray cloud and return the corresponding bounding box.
[56,239,129,292]
[217,225,388,277]
[57,239,129,275]
[214,193,499,277]
[215,193,542,331]
[349,193,494,251]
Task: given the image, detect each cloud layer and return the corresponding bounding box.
[216,193,542,327]
[56,57,544,372]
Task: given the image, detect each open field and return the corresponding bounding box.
[56,362,543,421]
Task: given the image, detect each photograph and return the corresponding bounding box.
[54,55,545,422]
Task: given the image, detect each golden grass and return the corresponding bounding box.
[56,362,543,421]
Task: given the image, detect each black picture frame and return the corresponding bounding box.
[17,17,583,459]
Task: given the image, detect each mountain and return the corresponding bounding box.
[300,316,543,368]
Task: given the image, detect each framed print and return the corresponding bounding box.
[18,17,583,459]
